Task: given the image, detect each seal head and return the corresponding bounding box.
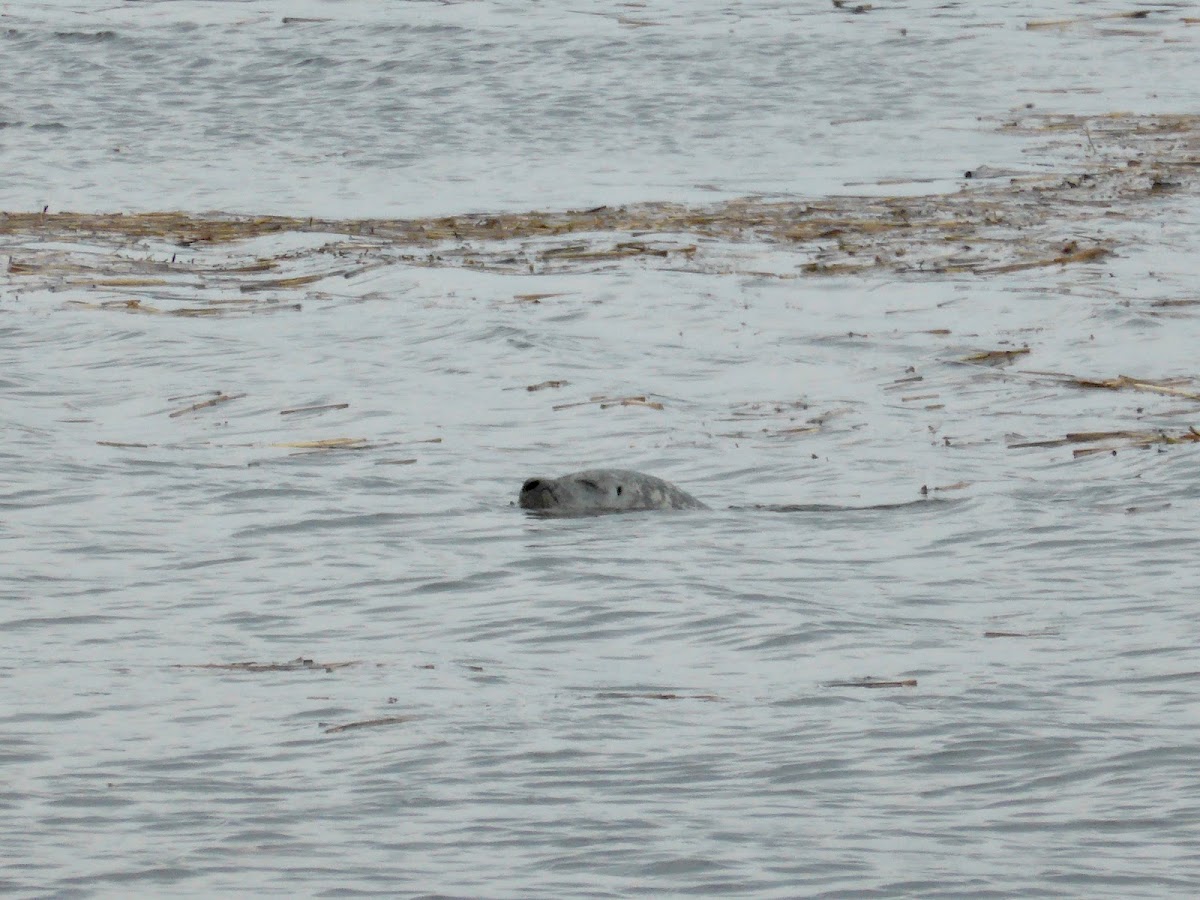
[519,469,708,516]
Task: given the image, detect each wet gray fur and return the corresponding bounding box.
[519,469,708,516]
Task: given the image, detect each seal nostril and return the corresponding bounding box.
[522,479,541,492]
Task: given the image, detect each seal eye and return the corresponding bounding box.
[616,485,623,495]
[522,479,541,492]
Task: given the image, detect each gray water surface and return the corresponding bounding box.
[4,2,1200,897]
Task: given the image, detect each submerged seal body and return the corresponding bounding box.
[519,469,708,516]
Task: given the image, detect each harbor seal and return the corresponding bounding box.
[519,469,709,516]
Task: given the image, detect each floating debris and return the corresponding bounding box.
[718,402,851,441]
[1148,298,1200,308]
[919,482,971,495]
[1009,427,1200,455]
[1027,9,1151,30]
[175,657,359,673]
[66,298,226,316]
[167,391,245,418]
[3,113,1197,285]
[279,402,350,416]
[525,380,568,391]
[272,437,370,450]
[832,0,874,13]
[601,396,664,410]
[323,715,414,734]
[552,394,665,411]
[1122,502,1172,514]
[984,629,1060,638]
[1070,374,1200,401]
[771,424,822,436]
[239,269,352,292]
[595,692,721,702]
[726,399,811,419]
[513,292,569,303]
[961,347,1031,365]
[826,678,918,689]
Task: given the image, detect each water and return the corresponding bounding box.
[4,2,1200,897]
[7,0,1198,216]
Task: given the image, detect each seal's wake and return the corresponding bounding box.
[518,470,958,517]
